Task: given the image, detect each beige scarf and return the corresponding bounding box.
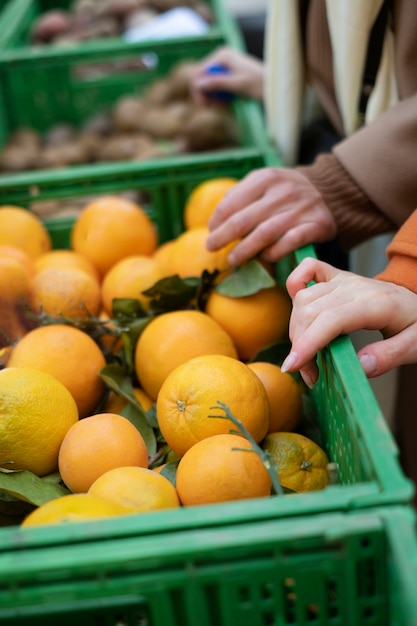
[265,0,398,165]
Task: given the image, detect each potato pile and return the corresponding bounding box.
[30,0,213,46]
[0,60,239,175]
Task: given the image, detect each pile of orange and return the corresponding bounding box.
[0,179,330,528]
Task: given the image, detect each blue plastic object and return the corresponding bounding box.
[205,63,235,102]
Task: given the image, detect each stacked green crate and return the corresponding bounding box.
[0,3,416,624]
[0,505,416,625]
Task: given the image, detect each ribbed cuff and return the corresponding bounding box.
[376,255,417,294]
[297,154,396,250]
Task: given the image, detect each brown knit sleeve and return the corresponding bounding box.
[375,209,417,293]
[297,153,396,250]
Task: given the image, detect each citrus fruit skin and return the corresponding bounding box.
[205,284,292,361]
[156,353,270,457]
[247,361,303,433]
[0,205,51,259]
[31,267,102,320]
[176,433,272,506]
[135,310,238,401]
[58,413,149,493]
[0,367,79,477]
[263,432,330,492]
[8,324,107,418]
[88,466,180,513]
[169,227,235,278]
[101,254,162,315]
[0,256,34,346]
[21,493,129,527]
[34,249,100,282]
[71,196,158,278]
[184,177,238,230]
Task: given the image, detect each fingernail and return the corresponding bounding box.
[359,353,378,376]
[300,369,315,389]
[281,352,298,373]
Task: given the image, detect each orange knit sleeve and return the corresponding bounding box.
[375,209,417,293]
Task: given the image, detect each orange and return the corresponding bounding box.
[0,367,78,477]
[135,309,238,401]
[89,466,180,513]
[31,267,101,321]
[176,433,272,506]
[0,205,51,259]
[156,353,270,457]
[184,177,238,230]
[8,324,107,418]
[71,196,158,278]
[169,227,236,278]
[58,412,149,493]
[101,254,162,315]
[21,493,129,527]
[262,432,330,492]
[205,284,291,361]
[0,256,34,346]
[0,244,36,278]
[35,249,100,282]
[152,240,176,278]
[247,361,303,433]
[104,387,154,414]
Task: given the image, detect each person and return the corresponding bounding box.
[280,207,417,388]
[190,1,417,270]
[191,1,417,492]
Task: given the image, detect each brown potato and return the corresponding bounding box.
[183,107,238,152]
[112,96,147,132]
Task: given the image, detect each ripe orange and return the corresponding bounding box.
[0,367,78,477]
[176,433,272,506]
[0,255,34,346]
[135,309,238,401]
[247,361,303,433]
[205,284,291,361]
[104,387,154,414]
[184,177,238,230]
[31,267,101,320]
[71,196,158,278]
[169,226,235,278]
[96,310,123,354]
[152,240,176,278]
[263,432,330,492]
[0,244,36,278]
[101,254,162,315]
[35,249,100,282]
[0,205,51,259]
[156,353,270,457]
[8,324,107,418]
[21,493,129,527]
[58,412,149,493]
[89,466,180,513]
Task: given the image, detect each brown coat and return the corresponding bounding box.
[297,0,417,250]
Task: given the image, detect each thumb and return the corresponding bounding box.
[357,326,417,378]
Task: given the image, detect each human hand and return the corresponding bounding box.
[206,167,337,266]
[190,46,264,105]
[281,257,417,387]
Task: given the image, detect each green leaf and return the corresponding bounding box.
[144,275,199,313]
[120,403,157,456]
[215,260,276,297]
[112,298,148,319]
[159,461,179,487]
[0,468,70,507]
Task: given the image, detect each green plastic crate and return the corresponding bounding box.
[0,0,22,49]
[0,506,416,626]
[0,0,248,134]
[0,10,280,194]
[0,0,242,50]
[1,165,413,513]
